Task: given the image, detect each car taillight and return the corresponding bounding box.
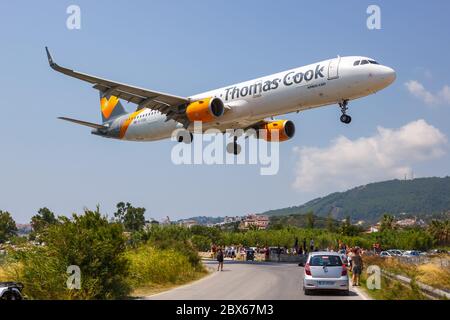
[305,263,311,276]
[341,264,347,276]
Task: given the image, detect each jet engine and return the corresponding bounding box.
[186,97,225,122]
[257,120,295,142]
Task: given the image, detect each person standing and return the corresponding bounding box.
[294,237,299,255]
[347,247,353,270]
[217,248,224,271]
[303,238,307,254]
[309,239,315,252]
[351,247,363,286]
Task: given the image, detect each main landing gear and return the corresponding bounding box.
[339,100,352,124]
[226,136,241,155]
[177,130,193,144]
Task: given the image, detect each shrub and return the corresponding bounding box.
[7,209,131,299]
[125,244,204,287]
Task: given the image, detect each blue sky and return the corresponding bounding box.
[1,1,449,223]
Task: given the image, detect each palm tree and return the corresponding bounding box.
[380,214,395,231]
[428,220,450,245]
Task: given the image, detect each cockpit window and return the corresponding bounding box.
[353,60,360,66]
[361,60,369,65]
[369,60,379,64]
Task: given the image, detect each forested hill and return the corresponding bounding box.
[262,177,450,223]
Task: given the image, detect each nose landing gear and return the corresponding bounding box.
[339,100,352,124]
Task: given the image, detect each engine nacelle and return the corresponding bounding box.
[186,97,225,123]
[258,120,295,142]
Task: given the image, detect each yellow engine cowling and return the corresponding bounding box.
[258,120,296,142]
[186,97,225,123]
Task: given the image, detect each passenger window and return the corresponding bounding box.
[361,60,369,65]
[353,61,360,66]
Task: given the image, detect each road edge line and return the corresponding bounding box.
[351,285,372,300]
[144,265,218,299]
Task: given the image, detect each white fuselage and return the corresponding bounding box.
[113,56,396,141]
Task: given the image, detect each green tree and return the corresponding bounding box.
[340,216,361,236]
[191,235,211,251]
[427,220,450,246]
[306,211,315,229]
[0,210,17,243]
[326,213,335,232]
[14,208,130,299]
[30,207,58,240]
[380,214,395,232]
[114,202,146,232]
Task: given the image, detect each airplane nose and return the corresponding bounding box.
[380,66,396,85]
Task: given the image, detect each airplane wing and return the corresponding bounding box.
[45,47,190,124]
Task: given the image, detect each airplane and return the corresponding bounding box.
[45,47,396,154]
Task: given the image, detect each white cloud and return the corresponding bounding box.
[405,80,439,105]
[439,85,450,104]
[292,120,447,195]
[405,80,450,105]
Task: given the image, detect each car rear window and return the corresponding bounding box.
[309,255,342,266]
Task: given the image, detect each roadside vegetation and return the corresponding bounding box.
[360,271,428,300]
[0,204,206,300]
[361,255,450,293]
[0,204,448,300]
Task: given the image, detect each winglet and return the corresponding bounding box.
[45,46,57,69]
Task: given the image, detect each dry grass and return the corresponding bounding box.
[360,273,427,300]
[125,244,208,298]
[0,259,22,282]
[129,270,209,298]
[0,266,7,281]
[416,263,450,290]
[362,254,450,293]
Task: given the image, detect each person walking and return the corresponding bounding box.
[351,247,363,286]
[217,248,224,271]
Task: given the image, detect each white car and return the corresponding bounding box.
[387,249,403,256]
[380,251,393,258]
[402,250,421,257]
[302,252,349,295]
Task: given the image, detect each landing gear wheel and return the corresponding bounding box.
[176,131,193,144]
[226,135,241,155]
[340,114,352,124]
[339,100,351,124]
[226,142,241,155]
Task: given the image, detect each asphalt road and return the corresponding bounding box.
[147,260,363,300]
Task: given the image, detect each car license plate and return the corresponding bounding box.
[318,281,334,286]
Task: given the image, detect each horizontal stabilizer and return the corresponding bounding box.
[58,117,107,130]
